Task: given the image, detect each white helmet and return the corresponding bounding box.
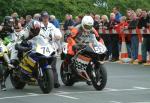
[54,28,62,40]
[81,16,94,31]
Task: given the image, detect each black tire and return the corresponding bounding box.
[39,69,54,94]
[0,63,4,81]
[60,61,75,86]
[91,65,107,91]
[10,72,26,89]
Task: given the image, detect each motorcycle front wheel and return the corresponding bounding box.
[38,69,54,94]
[91,64,107,91]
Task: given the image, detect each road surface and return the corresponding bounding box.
[0,60,150,103]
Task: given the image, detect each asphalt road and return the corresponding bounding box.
[0,60,150,103]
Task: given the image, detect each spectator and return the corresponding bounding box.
[117,16,131,58]
[63,14,74,41]
[113,6,122,23]
[25,15,32,26]
[138,9,150,65]
[19,17,26,27]
[136,8,142,19]
[11,12,22,32]
[128,11,139,64]
[63,14,74,31]
[144,10,150,65]
[126,8,133,21]
[74,16,82,26]
[94,14,100,32]
[50,15,60,28]
[11,12,19,19]
[108,13,120,62]
[100,15,110,60]
[90,12,95,19]
[33,13,41,21]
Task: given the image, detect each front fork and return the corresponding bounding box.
[38,63,51,78]
[89,61,103,78]
[3,53,10,64]
[38,64,43,77]
[89,62,96,78]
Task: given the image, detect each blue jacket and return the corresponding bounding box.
[115,12,122,23]
[51,19,60,28]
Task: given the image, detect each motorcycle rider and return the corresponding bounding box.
[66,15,100,85]
[0,16,16,90]
[67,15,100,58]
[39,11,62,88]
[1,20,41,91]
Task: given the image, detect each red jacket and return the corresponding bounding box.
[116,22,131,43]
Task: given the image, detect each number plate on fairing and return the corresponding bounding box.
[74,55,91,71]
[36,44,54,57]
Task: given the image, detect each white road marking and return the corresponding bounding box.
[133,87,149,90]
[0,92,79,100]
[27,93,38,95]
[57,91,66,93]
[0,87,150,100]
[131,102,150,103]
[54,94,79,100]
[106,88,119,91]
[56,91,69,94]
[0,94,39,100]
[55,87,150,95]
[109,75,150,78]
[110,101,121,103]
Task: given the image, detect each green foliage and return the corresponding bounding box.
[0,0,150,22]
[0,0,25,21]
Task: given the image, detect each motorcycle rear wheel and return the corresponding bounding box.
[10,72,26,89]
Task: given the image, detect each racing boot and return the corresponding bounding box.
[1,79,6,91]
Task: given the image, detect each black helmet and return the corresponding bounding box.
[41,11,49,18]
[3,16,14,26]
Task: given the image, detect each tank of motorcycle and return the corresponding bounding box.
[30,35,56,57]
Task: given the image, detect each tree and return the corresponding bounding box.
[0,0,25,21]
[0,0,150,22]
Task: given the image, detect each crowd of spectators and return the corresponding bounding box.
[62,7,150,65]
[2,7,150,65]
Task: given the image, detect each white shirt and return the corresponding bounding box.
[40,22,57,41]
[39,22,62,51]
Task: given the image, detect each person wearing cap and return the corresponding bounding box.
[39,11,62,88]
